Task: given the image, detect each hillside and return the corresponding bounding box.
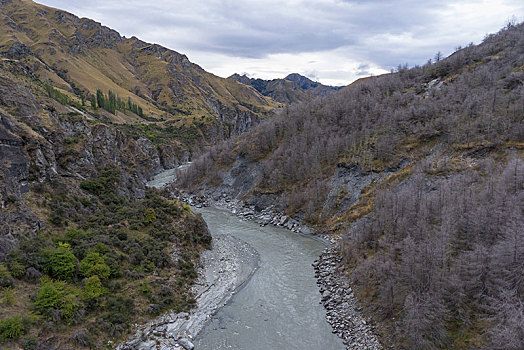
[229,73,341,104]
[0,0,280,135]
[179,22,524,349]
[0,41,215,348]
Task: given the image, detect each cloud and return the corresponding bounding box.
[36,0,524,85]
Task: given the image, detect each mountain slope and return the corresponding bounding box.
[180,22,524,349]
[229,72,341,104]
[0,51,213,348]
[0,0,279,132]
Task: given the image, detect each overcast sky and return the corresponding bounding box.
[36,0,523,86]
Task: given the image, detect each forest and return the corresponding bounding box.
[179,22,524,348]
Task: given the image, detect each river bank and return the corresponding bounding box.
[177,191,383,350]
[117,234,259,350]
[314,249,382,349]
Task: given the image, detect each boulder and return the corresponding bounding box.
[178,338,195,350]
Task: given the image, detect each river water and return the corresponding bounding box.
[193,207,345,350]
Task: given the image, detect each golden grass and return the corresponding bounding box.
[0,0,275,125]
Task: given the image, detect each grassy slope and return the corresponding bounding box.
[0,0,279,124]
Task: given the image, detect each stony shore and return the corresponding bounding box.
[314,249,382,349]
[179,192,383,350]
[116,234,259,350]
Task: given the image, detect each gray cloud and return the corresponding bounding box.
[35,0,524,85]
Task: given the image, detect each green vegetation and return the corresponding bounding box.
[82,276,103,302]
[0,316,26,342]
[44,82,82,109]
[94,89,145,118]
[2,164,210,347]
[78,252,110,280]
[43,243,77,281]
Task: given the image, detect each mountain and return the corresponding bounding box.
[0,0,280,136]
[229,72,341,104]
[180,23,524,349]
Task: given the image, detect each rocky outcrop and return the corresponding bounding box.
[0,112,41,259]
[0,76,40,115]
[206,98,260,135]
[322,161,407,217]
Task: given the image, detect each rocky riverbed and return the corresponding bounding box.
[117,234,259,350]
[177,191,383,350]
[314,249,382,349]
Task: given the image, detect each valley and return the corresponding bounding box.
[0,1,523,349]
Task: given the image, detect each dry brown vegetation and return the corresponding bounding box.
[180,22,524,348]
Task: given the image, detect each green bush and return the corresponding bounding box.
[7,261,25,279]
[1,287,15,305]
[34,279,65,315]
[0,316,26,342]
[63,227,89,245]
[103,296,134,325]
[0,264,13,288]
[43,243,77,281]
[79,252,110,280]
[60,293,79,324]
[34,279,80,323]
[143,208,157,224]
[80,166,120,198]
[83,275,103,301]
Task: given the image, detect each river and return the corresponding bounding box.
[193,206,345,350]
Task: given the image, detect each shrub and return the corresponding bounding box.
[143,208,157,224]
[63,227,89,245]
[79,252,110,280]
[7,261,25,279]
[43,243,77,281]
[34,279,81,324]
[60,293,79,324]
[0,316,26,342]
[103,296,134,325]
[0,264,13,288]
[34,279,65,315]
[83,276,103,302]
[1,287,15,305]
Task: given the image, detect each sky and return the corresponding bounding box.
[36,0,523,86]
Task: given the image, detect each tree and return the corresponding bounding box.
[34,279,65,315]
[43,243,77,281]
[79,252,110,280]
[83,275,103,302]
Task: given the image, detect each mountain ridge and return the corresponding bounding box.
[229,72,341,104]
[0,0,280,135]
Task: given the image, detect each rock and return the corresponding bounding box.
[137,340,156,350]
[72,328,90,347]
[279,215,289,225]
[178,338,195,350]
